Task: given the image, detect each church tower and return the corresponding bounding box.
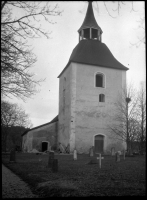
[58,1,129,154]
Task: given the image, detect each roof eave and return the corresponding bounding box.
[57,61,71,78]
[21,115,58,136]
[57,60,128,79]
[78,26,103,33]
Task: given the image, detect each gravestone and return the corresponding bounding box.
[89,146,94,157]
[128,148,133,156]
[52,159,58,173]
[97,153,104,168]
[48,151,54,168]
[115,152,120,162]
[123,150,126,160]
[73,149,77,160]
[117,151,121,155]
[10,148,16,162]
[111,147,115,156]
[88,156,97,164]
[126,149,134,157]
[88,147,97,164]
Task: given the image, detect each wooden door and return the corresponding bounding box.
[94,135,104,153]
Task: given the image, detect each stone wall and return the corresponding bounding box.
[72,62,126,154]
[58,62,127,154]
[58,64,72,151]
[22,121,58,152]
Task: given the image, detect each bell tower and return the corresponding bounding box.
[58,1,128,154]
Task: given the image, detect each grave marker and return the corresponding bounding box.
[48,151,54,168]
[89,157,98,164]
[52,159,58,173]
[73,149,77,160]
[129,148,133,156]
[111,147,115,156]
[123,150,126,160]
[88,147,97,164]
[89,146,94,157]
[115,152,120,162]
[97,153,104,168]
[117,151,121,155]
[10,148,16,162]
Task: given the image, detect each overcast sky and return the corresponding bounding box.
[6,1,145,128]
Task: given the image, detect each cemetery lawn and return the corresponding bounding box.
[2,153,145,197]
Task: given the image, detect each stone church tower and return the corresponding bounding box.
[58,1,129,154]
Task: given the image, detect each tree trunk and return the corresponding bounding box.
[140,136,144,155]
[2,129,8,152]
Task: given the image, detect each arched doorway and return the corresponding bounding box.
[42,141,49,152]
[94,135,104,153]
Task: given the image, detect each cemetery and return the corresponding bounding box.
[2,150,145,197]
[2,1,145,197]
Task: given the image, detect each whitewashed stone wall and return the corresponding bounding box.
[73,62,126,153]
[22,122,58,152]
[58,65,71,150]
[58,62,127,154]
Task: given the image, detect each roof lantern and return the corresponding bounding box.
[78,1,103,41]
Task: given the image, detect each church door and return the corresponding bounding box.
[94,135,104,153]
[42,141,48,152]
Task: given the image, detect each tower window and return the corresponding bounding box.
[99,94,105,102]
[95,73,104,87]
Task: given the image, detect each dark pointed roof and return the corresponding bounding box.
[58,40,128,77]
[78,1,102,33]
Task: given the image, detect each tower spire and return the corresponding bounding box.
[78,1,102,41]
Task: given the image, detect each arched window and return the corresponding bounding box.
[99,94,105,102]
[95,73,105,87]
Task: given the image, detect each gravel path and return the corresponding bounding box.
[2,164,39,198]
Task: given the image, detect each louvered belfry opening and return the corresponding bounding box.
[92,28,98,39]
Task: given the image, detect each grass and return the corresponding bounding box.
[2,153,146,197]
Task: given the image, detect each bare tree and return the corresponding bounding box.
[136,82,146,154]
[108,84,138,154]
[94,1,145,47]
[1,1,62,100]
[1,100,32,152]
[95,1,139,17]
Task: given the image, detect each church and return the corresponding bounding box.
[22,1,129,154]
